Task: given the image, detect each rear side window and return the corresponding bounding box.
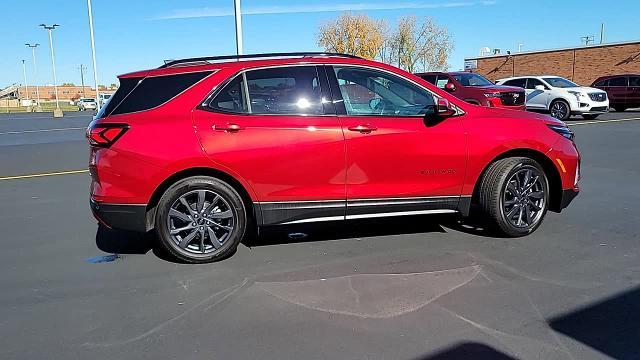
[503,78,526,88]
[95,77,142,119]
[110,71,213,116]
[208,66,324,115]
[609,77,628,87]
[630,77,640,87]
[420,74,437,84]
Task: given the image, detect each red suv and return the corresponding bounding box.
[88,53,580,263]
[591,74,640,112]
[416,71,526,110]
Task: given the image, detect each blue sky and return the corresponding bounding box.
[1,0,638,88]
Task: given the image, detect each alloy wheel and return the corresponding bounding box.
[166,189,235,255]
[550,101,568,119]
[502,167,546,229]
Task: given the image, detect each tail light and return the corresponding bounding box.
[87,124,129,148]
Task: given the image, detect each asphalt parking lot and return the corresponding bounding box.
[1,111,639,360]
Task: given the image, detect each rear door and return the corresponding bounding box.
[629,76,640,107]
[607,76,629,106]
[193,65,346,225]
[326,65,466,218]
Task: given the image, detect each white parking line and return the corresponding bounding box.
[0,169,89,181]
[0,127,85,136]
[568,117,640,126]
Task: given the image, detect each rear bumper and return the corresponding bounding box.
[90,199,149,232]
[560,188,579,210]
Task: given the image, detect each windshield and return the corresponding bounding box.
[543,77,579,88]
[452,73,493,86]
[82,99,96,102]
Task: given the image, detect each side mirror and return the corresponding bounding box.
[535,85,546,91]
[444,82,456,92]
[436,98,456,117]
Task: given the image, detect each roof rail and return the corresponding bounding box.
[159,52,362,68]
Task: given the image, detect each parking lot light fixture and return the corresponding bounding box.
[39,24,63,118]
[21,60,29,109]
[87,0,101,108]
[25,43,42,112]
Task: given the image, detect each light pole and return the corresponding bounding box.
[25,43,42,112]
[40,24,63,118]
[87,0,101,108]
[21,60,29,109]
[79,64,86,98]
[234,0,243,55]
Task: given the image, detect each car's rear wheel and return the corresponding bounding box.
[549,99,571,120]
[478,157,549,237]
[155,176,247,263]
[581,114,599,120]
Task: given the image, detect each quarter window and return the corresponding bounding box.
[333,66,435,116]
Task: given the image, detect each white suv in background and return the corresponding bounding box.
[496,76,609,120]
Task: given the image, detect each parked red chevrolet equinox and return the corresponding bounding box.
[88,53,580,263]
[416,71,526,110]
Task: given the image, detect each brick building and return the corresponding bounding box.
[465,40,640,86]
[17,85,116,101]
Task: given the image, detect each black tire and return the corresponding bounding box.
[549,99,571,120]
[477,157,549,237]
[581,114,599,120]
[613,106,627,112]
[155,176,247,263]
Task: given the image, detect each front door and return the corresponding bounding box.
[326,65,466,218]
[194,65,346,225]
[525,78,550,109]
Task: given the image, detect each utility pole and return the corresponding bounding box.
[79,64,86,98]
[87,0,101,108]
[40,24,63,118]
[25,43,42,112]
[21,60,29,109]
[234,0,243,55]
[517,43,524,53]
[600,23,605,44]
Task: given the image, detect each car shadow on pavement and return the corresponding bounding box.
[94,225,181,263]
[413,342,518,359]
[548,286,640,360]
[245,214,454,248]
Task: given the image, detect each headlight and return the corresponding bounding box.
[547,124,574,141]
[567,90,586,100]
[484,93,501,98]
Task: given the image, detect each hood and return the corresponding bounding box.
[563,86,606,94]
[477,84,524,93]
[475,105,565,126]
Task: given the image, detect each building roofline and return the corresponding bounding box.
[465,40,640,60]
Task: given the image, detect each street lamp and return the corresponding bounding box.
[87,0,101,108]
[39,23,63,118]
[21,60,29,109]
[25,43,42,112]
[234,0,243,55]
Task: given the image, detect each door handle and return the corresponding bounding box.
[213,123,244,133]
[348,124,377,134]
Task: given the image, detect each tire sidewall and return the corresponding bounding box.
[497,161,549,236]
[550,99,571,120]
[155,177,246,263]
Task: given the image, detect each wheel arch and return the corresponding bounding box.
[549,96,572,110]
[471,148,563,213]
[145,167,258,230]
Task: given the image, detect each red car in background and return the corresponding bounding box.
[88,53,580,263]
[591,74,640,112]
[416,71,526,110]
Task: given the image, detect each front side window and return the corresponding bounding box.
[420,74,437,85]
[609,77,628,87]
[593,79,608,87]
[435,76,450,89]
[333,66,435,116]
[209,75,248,113]
[526,78,546,90]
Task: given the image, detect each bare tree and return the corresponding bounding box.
[390,16,453,73]
[318,12,386,60]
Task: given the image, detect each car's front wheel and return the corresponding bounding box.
[478,157,549,237]
[155,176,247,263]
[549,99,571,120]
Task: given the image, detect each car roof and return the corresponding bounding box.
[118,53,379,79]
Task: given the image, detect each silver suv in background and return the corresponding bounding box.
[77,98,97,111]
[496,76,609,120]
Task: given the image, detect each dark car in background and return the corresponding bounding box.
[591,74,640,112]
[416,71,526,110]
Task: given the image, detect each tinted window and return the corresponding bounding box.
[526,78,546,90]
[209,75,248,113]
[111,71,213,116]
[420,74,437,84]
[333,66,435,116]
[452,73,493,86]
[593,79,608,87]
[95,77,142,119]
[503,78,526,88]
[630,77,640,87]
[543,77,578,88]
[609,77,628,87]
[245,67,323,115]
